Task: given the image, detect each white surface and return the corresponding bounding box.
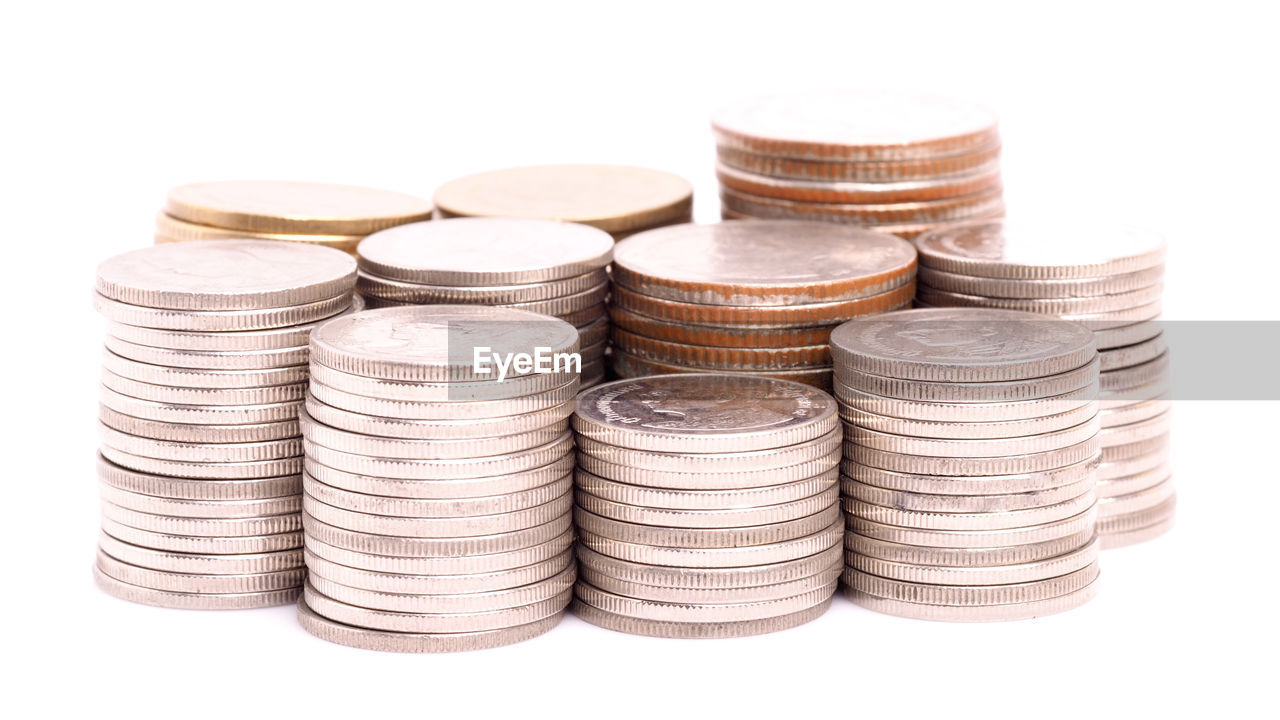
[4,1,1276,718]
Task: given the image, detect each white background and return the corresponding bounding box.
[4,1,1275,717]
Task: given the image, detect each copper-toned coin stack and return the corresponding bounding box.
[432,164,693,241]
[155,180,434,254]
[354,218,614,387]
[296,306,580,652]
[570,375,842,638]
[608,221,917,390]
[92,240,357,609]
[912,220,1172,548]
[712,91,1004,238]
[832,308,1103,621]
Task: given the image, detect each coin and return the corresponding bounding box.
[846,527,1094,568]
[302,472,571,518]
[299,409,565,459]
[433,165,692,235]
[100,385,302,425]
[100,445,302,480]
[845,581,1096,622]
[578,563,840,605]
[575,468,836,510]
[847,506,1095,549]
[102,350,307,388]
[308,563,575,614]
[303,518,572,568]
[576,451,839,491]
[305,548,572,595]
[304,393,573,440]
[841,400,1097,439]
[309,377,579,420]
[610,350,834,390]
[847,436,1100,476]
[571,596,831,638]
[843,560,1099,606]
[303,452,575,500]
[100,516,302,554]
[97,551,304,594]
[93,291,352,332]
[848,536,1099,585]
[98,454,300,500]
[578,518,842,568]
[303,582,571,634]
[166,181,433,235]
[296,599,563,653]
[99,483,300,518]
[154,212,364,252]
[715,162,1002,204]
[578,485,839,529]
[841,474,1094,513]
[843,488,1095,531]
[98,532,302,574]
[842,455,1098,495]
[575,428,841,473]
[302,431,572,481]
[302,491,571,538]
[717,145,1001,183]
[718,186,1005,226]
[97,239,357,310]
[916,264,1165,300]
[100,502,301,537]
[358,267,609,304]
[576,543,842,589]
[834,381,1098,423]
[837,357,1099,402]
[575,505,839,549]
[609,306,839,349]
[98,406,299,444]
[612,283,916,328]
[95,566,300,610]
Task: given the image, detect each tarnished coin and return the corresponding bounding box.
[433,164,692,235]
[296,599,563,653]
[357,218,612,285]
[166,181,433,235]
[95,566,300,610]
[97,239,356,311]
[712,91,1000,162]
[830,307,1096,382]
[573,374,837,453]
[612,221,915,306]
[310,305,579,382]
[571,596,831,638]
[915,219,1166,279]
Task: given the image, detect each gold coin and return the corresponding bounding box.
[154,213,364,252]
[166,181,433,235]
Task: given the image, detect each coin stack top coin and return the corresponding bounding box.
[711,91,1004,237]
[831,308,1103,621]
[93,239,357,609]
[432,165,693,240]
[571,374,843,638]
[608,221,917,390]
[297,305,580,652]
[913,220,1172,547]
[355,218,613,387]
[155,181,434,254]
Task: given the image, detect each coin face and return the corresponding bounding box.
[915,219,1166,279]
[612,221,916,306]
[573,374,837,452]
[432,165,693,234]
[166,181,434,235]
[96,240,356,311]
[829,308,1097,381]
[357,218,614,285]
[712,91,999,161]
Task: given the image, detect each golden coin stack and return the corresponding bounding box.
[354,218,614,387]
[432,164,693,241]
[912,220,1172,548]
[832,308,1103,621]
[296,306,580,652]
[608,221,917,390]
[711,91,1004,238]
[156,180,435,254]
[570,375,843,638]
[92,240,358,609]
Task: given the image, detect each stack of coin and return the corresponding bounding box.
[93,240,358,609]
[608,221,917,390]
[432,164,693,240]
[832,308,1103,621]
[912,220,1172,547]
[296,306,579,652]
[355,218,613,386]
[571,375,843,638]
[711,91,1004,237]
[156,180,434,254]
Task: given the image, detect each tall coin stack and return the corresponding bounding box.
[608,221,917,390]
[571,375,843,638]
[712,91,1004,238]
[912,220,1172,547]
[832,309,1103,621]
[355,218,614,387]
[93,240,358,609]
[297,306,580,652]
[432,164,693,241]
[156,180,435,254]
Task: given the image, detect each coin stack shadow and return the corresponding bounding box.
[833,308,1103,621]
[155,180,434,254]
[432,164,693,241]
[570,375,843,638]
[296,305,580,652]
[608,221,917,390]
[711,91,1004,238]
[913,220,1173,548]
[354,218,614,387]
[93,240,357,609]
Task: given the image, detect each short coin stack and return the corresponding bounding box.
[156,180,435,254]
[355,218,614,387]
[711,91,1004,238]
[609,221,917,390]
[832,308,1103,621]
[93,240,358,609]
[571,375,843,638]
[912,220,1172,547]
[297,306,580,652]
[432,164,693,240]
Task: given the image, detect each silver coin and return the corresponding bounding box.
[836,357,1099,402]
[846,416,1098,457]
[576,485,839,529]
[575,428,841,473]
[915,283,1163,314]
[308,377,580,420]
[100,517,302,554]
[308,361,573,402]
[104,336,310,370]
[309,305,580,382]
[847,536,1098,586]
[576,543,842,589]
[305,548,572,595]
[308,563,575,614]
[98,405,299,444]
[843,488,1095,531]
[98,454,300,500]
[1097,477,1176,518]
[847,506,1096,549]
[1097,462,1171,498]
[94,566,300,610]
[99,424,301,463]
[845,581,1096,621]
[1101,432,1170,463]
[915,264,1164,299]
[574,467,837,510]
[914,219,1165,279]
[94,291,353,332]
[570,595,830,638]
[1097,444,1169,482]
[301,431,572,480]
[846,436,1101,476]
[841,400,1098,439]
[835,381,1098,423]
[99,385,302,425]
[575,505,839,549]
[100,445,302,480]
[1057,301,1164,331]
[304,393,572,441]
[101,370,306,406]
[296,599,563,653]
[1099,397,1169,428]
[841,454,1098,495]
[97,551,304,594]
[101,350,308,388]
[573,374,837,453]
[101,501,300,537]
[99,483,300,518]
[357,218,613,285]
[844,560,1099,607]
[303,524,573,573]
[1098,333,1167,372]
[357,267,608,304]
[829,307,1096,382]
[1098,410,1170,448]
[303,491,572,538]
[303,453,575,500]
[846,526,1094,568]
[299,409,566,459]
[303,582,571,634]
[574,579,836,623]
[841,474,1094,513]
[1094,320,1163,350]
[302,472,571,518]
[578,518,843,568]
[575,452,840,491]
[99,532,302,574]
[578,563,840,605]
